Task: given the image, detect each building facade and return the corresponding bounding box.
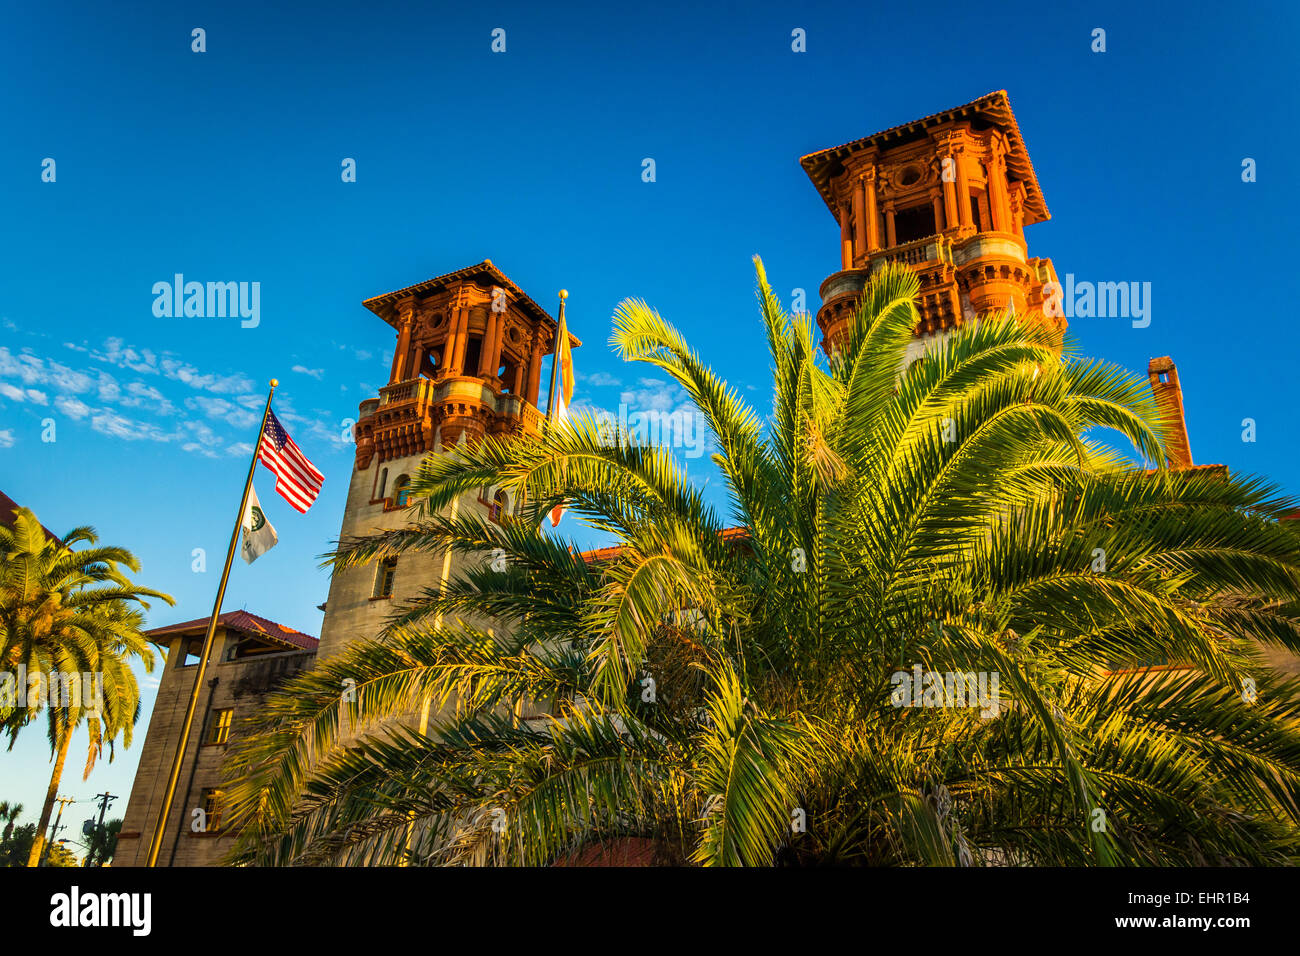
[115,612,317,866]
[317,260,578,662]
[121,91,1286,865]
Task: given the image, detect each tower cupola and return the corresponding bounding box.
[801,91,1064,356]
[352,260,579,466]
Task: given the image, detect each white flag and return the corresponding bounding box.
[241,485,278,564]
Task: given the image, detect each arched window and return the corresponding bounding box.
[378,467,389,499]
[498,359,519,393]
[392,475,411,507]
[489,488,509,523]
[420,350,441,379]
[374,557,397,598]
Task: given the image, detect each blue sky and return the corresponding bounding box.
[2,0,1297,835]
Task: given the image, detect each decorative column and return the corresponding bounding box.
[977,191,991,232]
[930,187,944,232]
[851,175,867,259]
[955,146,973,230]
[479,309,501,377]
[864,167,881,252]
[489,288,510,378]
[839,203,852,270]
[941,159,958,232]
[525,331,544,405]
[1009,184,1026,238]
[884,201,897,248]
[492,310,508,378]
[447,299,470,375]
[986,149,1010,233]
[390,299,415,382]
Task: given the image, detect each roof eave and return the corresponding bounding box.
[800,91,1049,225]
[362,260,558,331]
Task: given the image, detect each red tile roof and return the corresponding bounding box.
[361,260,581,350]
[0,490,60,542]
[553,837,660,867]
[577,526,750,564]
[146,610,318,650]
[1144,463,1229,479]
[800,90,1050,227]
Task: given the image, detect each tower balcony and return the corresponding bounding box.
[817,230,1061,356]
[353,375,545,468]
[818,234,961,354]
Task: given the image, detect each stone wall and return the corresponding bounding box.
[116,628,316,867]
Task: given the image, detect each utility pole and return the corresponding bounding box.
[84,792,117,867]
[41,795,75,867]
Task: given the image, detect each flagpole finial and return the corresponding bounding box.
[558,289,568,300]
[270,378,279,388]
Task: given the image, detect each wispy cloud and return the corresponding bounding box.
[580,370,622,388]
[159,357,253,395]
[0,429,13,449]
[90,408,176,443]
[89,338,161,376]
[292,365,325,380]
[185,395,258,429]
[621,379,691,414]
[0,339,293,459]
[0,382,47,404]
[54,395,91,419]
[66,335,254,394]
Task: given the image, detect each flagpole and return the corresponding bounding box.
[146,378,278,867]
[544,289,567,423]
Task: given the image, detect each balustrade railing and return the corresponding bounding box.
[869,234,952,268]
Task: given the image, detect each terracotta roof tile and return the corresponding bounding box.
[800,90,1050,226]
[361,260,581,350]
[577,526,751,564]
[553,837,660,867]
[145,610,318,650]
[0,490,60,542]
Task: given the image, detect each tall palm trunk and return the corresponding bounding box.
[27,726,73,866]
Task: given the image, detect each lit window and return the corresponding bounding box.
[200,788,225,833]
[374,557,398,598]
[205,708,233,746]
[392,476,410,506]
[489,489,509,523]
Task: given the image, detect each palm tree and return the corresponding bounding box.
[0,801,21,843]
[225,259,1300,866]
[84,817,122,867]
[0,508,173,865]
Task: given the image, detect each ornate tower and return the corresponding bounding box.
[317,261,579,660]
[801,91,1064,360]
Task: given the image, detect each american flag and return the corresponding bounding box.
[258,410,324,513]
